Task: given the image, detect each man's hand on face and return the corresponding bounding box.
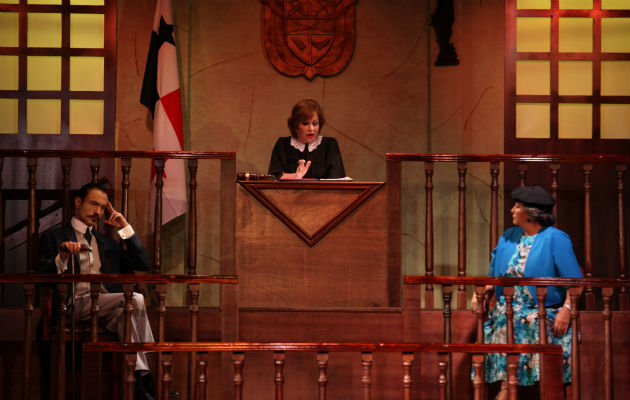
[104,201,129,230]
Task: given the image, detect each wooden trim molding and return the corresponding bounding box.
[238,180,384,247]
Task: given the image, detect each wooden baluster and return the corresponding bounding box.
[162,353,173,400]
[124,353,137,400]
[442,285,453,399]
[437,353,448,400]
[472,354,484,400]
[153,159,165,274]
[233,352,245,400]
[317,352,329,400]
[386,158,402,307]
[188,283,200,398]
[23,283,34,400]
[425,162,435,308]
[474,285,486,344]
[120,158,131,219]
[504,286,515,344]
[27,157,37,273]
[490,162,500,251]
[90,158,100,183]
[507,354,519,400]
[90,282,100,342]
[61,158,72,225]
[536,287,548,399]
[0,157,3,306]
[583,163,595,310]
[616,164,628,310]
[602,287,613,400]
[457,162,467,309]
[536,287,548,345]
[122,284,134,344]
[197,352,208,400]
[274,352,285,400]
[518,162,527,187]
[549,163,560,225]
[361,352,373,400]
[56,284,68,400]
[569,287,581,400]
[188,159,198,275]
[402,352,414,400]
[155,283,167,398]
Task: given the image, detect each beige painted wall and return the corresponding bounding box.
[115,0,505,306]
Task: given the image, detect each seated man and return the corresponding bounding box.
[37,182,155,400]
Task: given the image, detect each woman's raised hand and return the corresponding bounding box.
[296,159,311,179]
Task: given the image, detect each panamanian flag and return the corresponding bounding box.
[140,0,187,226]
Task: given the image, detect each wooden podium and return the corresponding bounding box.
[236,180,389,308]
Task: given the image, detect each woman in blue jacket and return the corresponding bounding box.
[479,186,582,399]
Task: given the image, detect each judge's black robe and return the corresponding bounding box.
[268,136,346,179]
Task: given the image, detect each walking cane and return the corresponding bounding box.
[64,243,91,400]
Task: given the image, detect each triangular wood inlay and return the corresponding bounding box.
[239,181,384,246]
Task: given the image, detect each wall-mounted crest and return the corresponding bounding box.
[262,0,357,80]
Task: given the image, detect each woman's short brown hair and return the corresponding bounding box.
[287,99,325,137]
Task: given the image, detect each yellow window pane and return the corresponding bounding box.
[28,0,61,4]
[27,99,60,134]
[0,55,19,90]
[28,13,61,48]
[70,57,104,91]
[602,18,630,52]
[0,99,18,134]
[27,56,61,90]
[71,0,104,4]
[517,61,550,95]
[70,14,104,48]
[517,0,550,8]
[517,18,551,52]
[602,61,630,95]
[559,18,593,52]
[601,104,630,139]
[602,0,630,9]
[558,104,592,138]
[516,103,550,138]
[558,61,592,95]
[0,12,19,47]
[69,100,103,135]
[0,0,19,4]
[559,0,593,8]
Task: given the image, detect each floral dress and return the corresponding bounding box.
[483,234,573,385]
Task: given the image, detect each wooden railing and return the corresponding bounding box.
[0,150,237,400]
[386,153,629,309]
[83,341,563,400]
[404,276,630,400]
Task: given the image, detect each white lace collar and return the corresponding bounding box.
[290,135,323,152]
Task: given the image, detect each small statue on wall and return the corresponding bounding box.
[261,0,357,79]
[431,0,459,66]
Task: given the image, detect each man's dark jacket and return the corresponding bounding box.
[37,224,151,293]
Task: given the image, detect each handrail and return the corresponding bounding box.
[84,341,563,354]
[0,274,238,284]
[0,149,235,159]
[386,153,630,163]
[404,275,630,288]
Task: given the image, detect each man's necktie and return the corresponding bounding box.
[84,227,92,246]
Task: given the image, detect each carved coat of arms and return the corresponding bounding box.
[262,0,357,79]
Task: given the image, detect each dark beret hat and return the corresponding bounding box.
[511,186,555,208]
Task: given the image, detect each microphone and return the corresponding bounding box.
[59,244,93,253]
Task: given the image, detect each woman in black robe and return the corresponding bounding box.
[268,99,346,179]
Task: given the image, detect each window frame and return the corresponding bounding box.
[0,0,116,150]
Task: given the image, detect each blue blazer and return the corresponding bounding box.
[489,226,582,306]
